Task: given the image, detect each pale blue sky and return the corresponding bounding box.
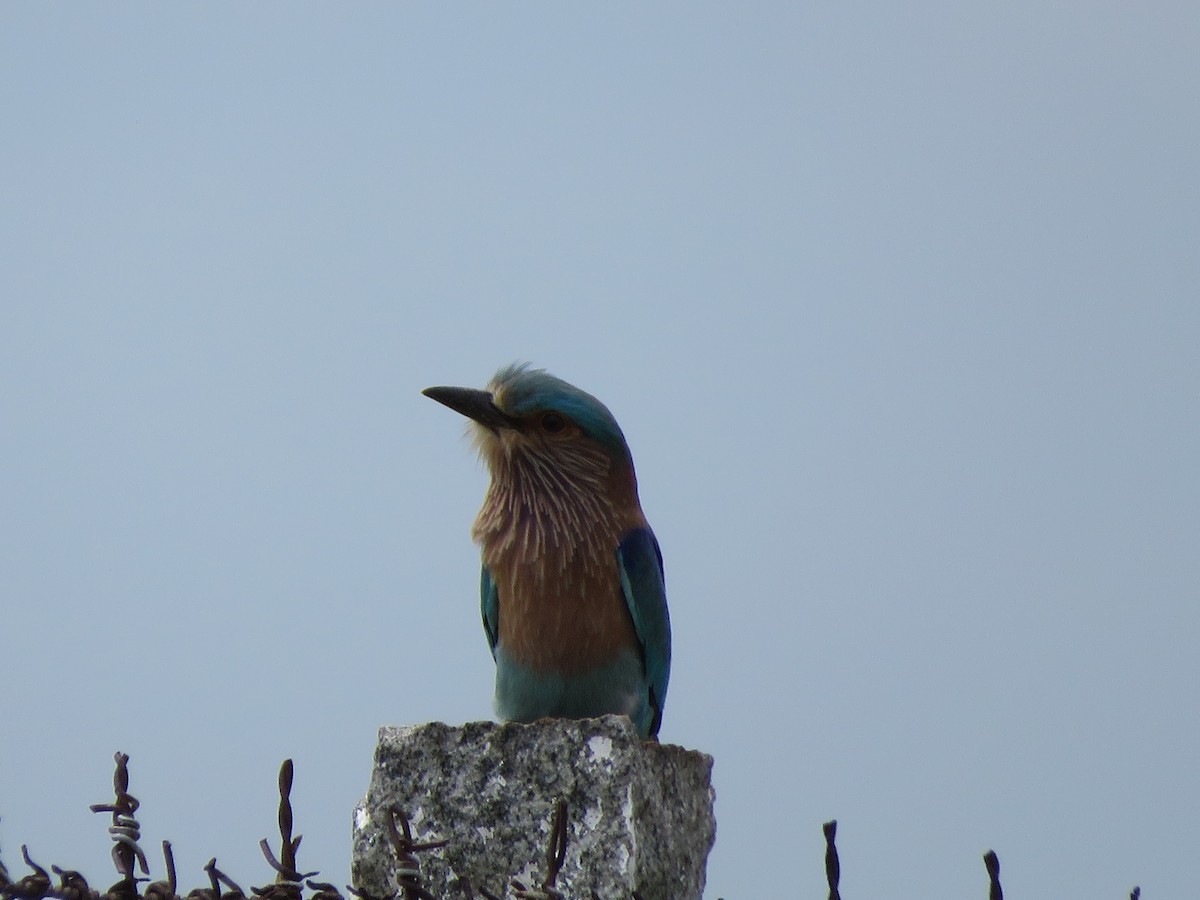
[2,4,1197,898]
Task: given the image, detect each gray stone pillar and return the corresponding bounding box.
[352,716,715,899]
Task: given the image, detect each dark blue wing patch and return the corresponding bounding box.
[480,564,500,659]
[617,527,672,737]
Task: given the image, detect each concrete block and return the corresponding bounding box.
[352,716,715,899]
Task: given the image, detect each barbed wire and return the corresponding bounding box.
[509,800,566,900]
[0,751,1144,899]
[822,820,839,900]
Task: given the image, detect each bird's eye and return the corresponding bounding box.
[541,412,567,433]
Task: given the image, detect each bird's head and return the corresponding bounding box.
[423,363,636,492]
[422,362,633,468]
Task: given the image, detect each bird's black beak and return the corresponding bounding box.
[422,385,517,433]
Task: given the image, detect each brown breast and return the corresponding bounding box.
[490,550,639,674]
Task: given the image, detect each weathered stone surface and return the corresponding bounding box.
[352,716,715,900]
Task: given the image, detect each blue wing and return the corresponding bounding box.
[481,564,499,659]
[617,527,672,737]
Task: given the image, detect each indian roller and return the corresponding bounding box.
[423,364,671,739]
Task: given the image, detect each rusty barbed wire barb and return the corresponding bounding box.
[542,801,567,896]
[983,850,1002,900]
[510,800,568,900]
[253,761,315,900]
[204,858,245,900]
[142,842,178,900]
[183,866,216,900]
[2,847,51,900]
[90,753,149,886]
[382,805,445,900]
[254,842,316,896]
[50,866,96,900]
[302,881,342,900]
[822,820,840,900]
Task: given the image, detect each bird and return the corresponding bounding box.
[423,363,671,739]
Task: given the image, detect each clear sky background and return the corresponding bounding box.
[2,4,1197,898]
